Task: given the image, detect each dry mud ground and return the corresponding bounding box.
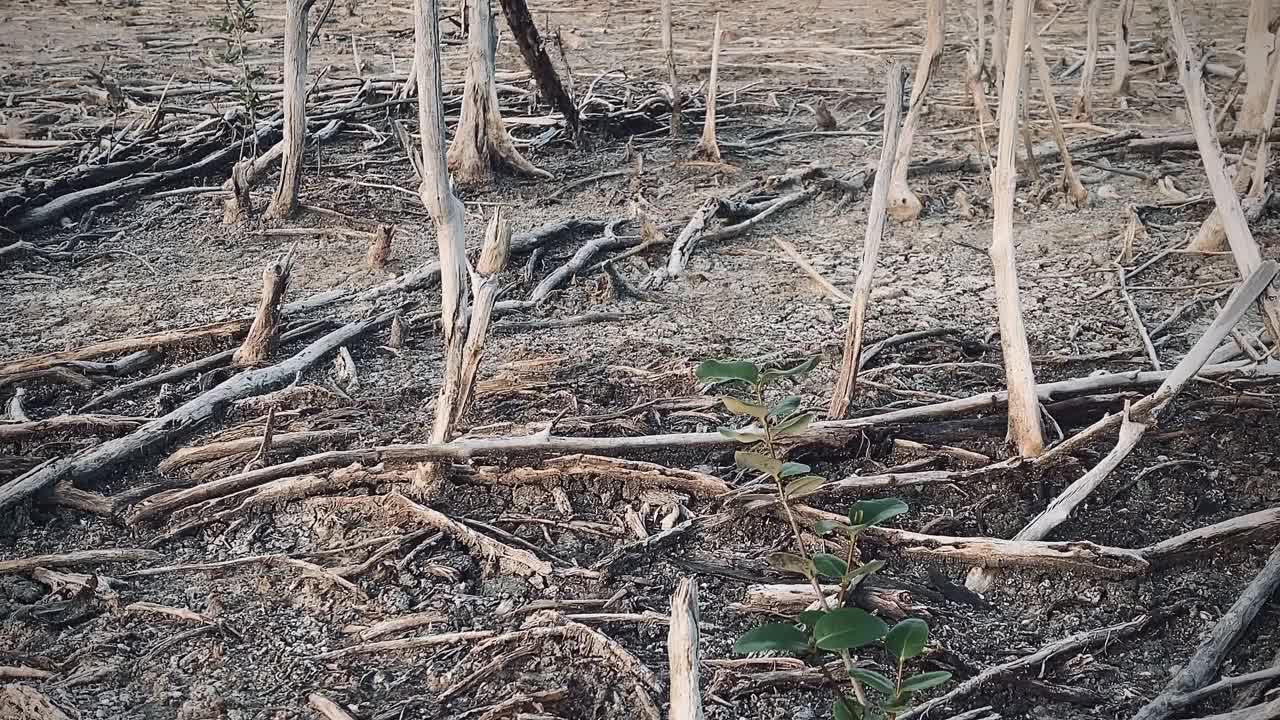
[2,0,1280,718]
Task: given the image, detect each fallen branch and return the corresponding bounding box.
[1133,542,1280,720]
[0,415,147,442]
[308,693,357,720]
[384,492,551,576]
[157,429,356,473]
[899,611,1170,719]
[967,260,1279,591]
[0,312,393,512]
[0,548,160,575]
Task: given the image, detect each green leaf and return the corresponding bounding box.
[814,519,851,536]
[796,610,825,632]
[848,498,909,528]
[811,553,849,580]
[882,699,913,714]
[735,451,782,476]
[718,426,766,444]
[813,608,889,651]
[848,667,897,694]
[784,475,825,500]
[833,697,862,720]
[766,552,811,577]
[779,461,810,478]
[899,671,952,692]
[769,395,803,418]
[696,360,760,386]
[845,559,885,589]
[721,396,768,420]
[772,412,814,437]
[762,356,819,384]
[884,618,930,662]
[734,623,810,654]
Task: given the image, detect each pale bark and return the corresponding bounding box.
[887,0,947,222]
[693,14,723,162]
[267,0,309,218]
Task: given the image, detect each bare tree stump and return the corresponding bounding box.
[692,14,723,163]
[455,211,511,425]
[498,0,580,134]
[266,0,309,219]
[366,224,394,271]
[887,0,946,222]
[1110,0,1135,97]
[989,0,1045,457]
[668,578,703,720]
[448,0,549,183]
[232,246,298,368]
[1073,0,1101,119]
[829,63,909,419]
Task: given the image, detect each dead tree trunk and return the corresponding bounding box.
[1029,27,1089,207]
[989,0,1045,457]
[693,14,724,162]
[497,0,580,134]
[414,0,471,491]
[992,0,1007,90]
[887,0,946,222]
[1110,0,1135,97]
[662,0,680,138]
[1073,0,1101,119]
[267,0,309,219]
[449,0,550,183]
[829,63,909,419]
[1167,0,1280,343]
[233,246,298,367]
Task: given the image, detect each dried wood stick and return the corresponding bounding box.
[887,0,946,222]
[988,0,1045,457]
[384,492,551,576]
[123,552,365,599]
[693,14,723,162]
[308,693,357,720]
[0,548,160,575]
[233,245,298,367]
[1157,0,1280,344]
[1144,506,1280,567]
[663,198,718,280]
[473,454,731,497]
[829,62,908,419]
[668,577,704,720]
[967,261,1279,592]
[312,629,495,660]
[772,238,852,303]
[1027,27,1088,207]
[0,415,147,442]
[1185,697,1280,720]
[1072,0,1101,119]
[455,211,510,424]
[124,602,212,625]
[0,319,251,380]
[128,358,1280,520]
[1132,543,1280,720]
[157,429,355,473]
[0,312,394,512]
[898,612,1166,719]
[343,611,449,641]
[267,0,309,219]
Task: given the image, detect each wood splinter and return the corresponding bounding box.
[668,577,703,720]
[233,245,298,368]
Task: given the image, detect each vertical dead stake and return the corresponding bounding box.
[989,0,1045,457]
[887,0,947,222]
[455,211,511,424]
[692,14,723,162]
[828,63,909,420]
[414,0,471,491]
[1028,27,1088,207]
[498,0,581,134]
[366,224,394,271]
[232,245,298,368]
[267,0,309,219]
[1072,0,1101,119]
[667,577,703,720]
[662,0,680,138]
